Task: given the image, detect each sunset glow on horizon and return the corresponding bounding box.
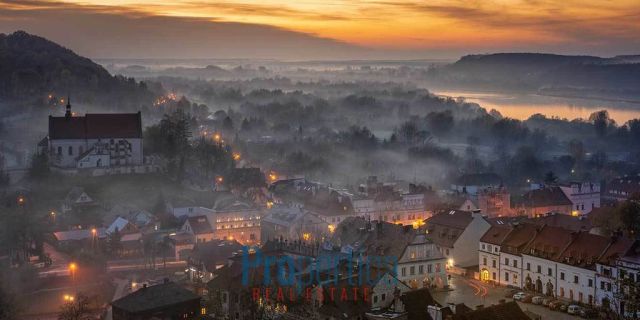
[4,0,639,50]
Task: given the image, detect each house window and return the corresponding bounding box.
[428,264,432,273]
[374,295,378,303]
[526,263,530,271]
[492,260,496,268]
[410,266,415,275]
[419,265,424,274]
[402,267,406,277]
[57,146,62,155]
[548,268,553,276]
[560,272,565,280]
[381,293,386,301]
[483,257,487,265]
[537,265,541,273]
[505,272,509,281]
[504,258,509,265]
[436,263,441,272]
[513,260,518,268]
[68,146,73,155]
[492,272,496,280]
[588,279,593,287]
[574,275,579,284]
[482,244,486,250]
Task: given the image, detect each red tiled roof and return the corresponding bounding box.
[500,223,539,255]
[186,216,214,235]
[528,213,591,231]
[521,186,572,207]
[599,237,635,266]
[49,112,142,139]
[522,225,573,259]
[480,225,513,245]
[555,232,610,268]
[426,210,474,229]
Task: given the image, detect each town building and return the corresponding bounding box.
[604,174,640,202]
[459,187,512,217]
[516,186,573,217]
[187,239,242,283]
[397,234,448,289]
[424,210,491,272]
[43,100,145,171]
[181,215,215,243]
[478,225,512,285]
[559,181,601,215]
[260,205,329,243]
[61,186,94,213]
[451,173,502,196]
[352,176,430,227]
[111,280,201,320]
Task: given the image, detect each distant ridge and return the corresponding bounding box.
[0,31,155,110]
[434,52,640,97]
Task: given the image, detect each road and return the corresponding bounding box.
[433,275,580,320]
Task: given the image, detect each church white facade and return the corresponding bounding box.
[41,101,143,169]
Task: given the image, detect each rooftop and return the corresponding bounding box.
[520,186,572,207]
[49,112,142,139]
[186,216,214,235]
[111,281,200,313]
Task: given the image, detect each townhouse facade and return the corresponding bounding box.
[478,222,637,312]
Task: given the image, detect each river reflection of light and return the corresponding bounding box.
[435,90,640,124]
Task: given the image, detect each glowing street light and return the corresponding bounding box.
[213,133,221,142]
[302,233,311,241]
[268,172,278,182]
[69,263,77,281]
[232,152,241,161]
[328,224,336,233]
[17,196,25,205]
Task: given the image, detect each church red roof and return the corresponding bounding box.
[48,112,142,139]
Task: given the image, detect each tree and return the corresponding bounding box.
[28,152,50,180]
[589,110,614,138]
[544,171,558,184]
[616,200,640,237]
[425,110,454,137]
[57,294,92,320]
[107,227,122,257]
[0,284,19,320]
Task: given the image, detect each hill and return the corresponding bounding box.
[0,31,156,111]
[432,53,640,98]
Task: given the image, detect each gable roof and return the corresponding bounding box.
[520,186,572,207]
[452,301,530,320]
[527,213,591,231]
[53,228,106,241]
[189,239,243,271]
[522,225,575,260]
[400,288,439,320]
[111,281,200,313]
[424,210,478,248]
[49,112,142,140]
[500,223,539,255]
[480,225,513,245]
[555,231,611,268]
[185,216,214,235]
[107,217,131,234]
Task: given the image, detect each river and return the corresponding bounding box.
[434,90,640,124]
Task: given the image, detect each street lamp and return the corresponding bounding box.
[50,211,56,222]
[69,263,77,281]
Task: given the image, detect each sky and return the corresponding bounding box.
[0,0,639,60]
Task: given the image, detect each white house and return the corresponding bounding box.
[425,210,491,271]
[478,225,512,284]
[559,182,601,215]
[45,101,143,169]
[398,234,448,289]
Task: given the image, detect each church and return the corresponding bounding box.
[40,99,143,170]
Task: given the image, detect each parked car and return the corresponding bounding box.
[506,289,520,298]
[580,308,598,318]
[522,294,534,303]
[542,298,555,307]
[513,292,526,300]
[548,300,563,310]
[568,305,582,315]
[559,303,569,312]
[532,296,544,305]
